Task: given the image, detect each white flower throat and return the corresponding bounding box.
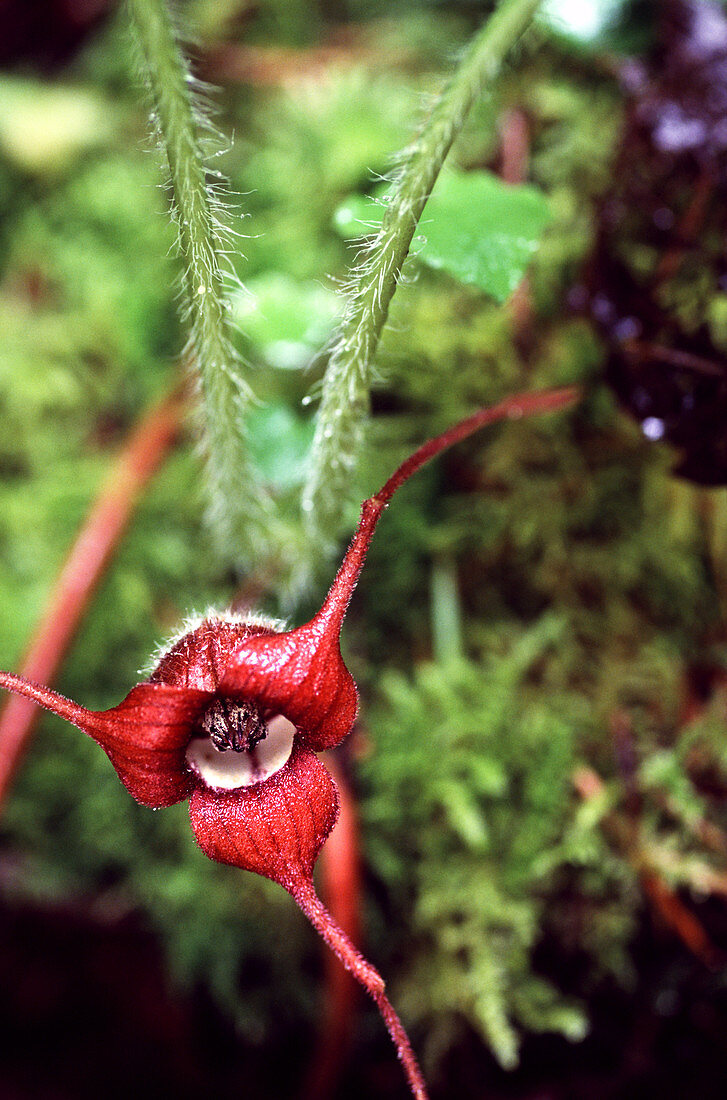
[186,702,295,791]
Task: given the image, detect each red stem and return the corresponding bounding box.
[499,108,529,186]
[0,380,187,806]
[654,168,714,287]
[303,755,363,1100]
[316,386,579,636]
[292,876,429,1100]
[498,108,533,333]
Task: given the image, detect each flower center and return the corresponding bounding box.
[185,703,296,791]
[200,697,268,753]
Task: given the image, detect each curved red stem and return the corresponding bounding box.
[302,755,362,1099]
[292,876,428,1100]
[316,386,579,638]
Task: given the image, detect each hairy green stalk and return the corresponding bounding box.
[127,0,273,563]
[302,0,542,546]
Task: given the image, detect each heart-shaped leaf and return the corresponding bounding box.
[334,168,552,303]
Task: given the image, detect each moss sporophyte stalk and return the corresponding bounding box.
[302,0,544,546]
[0,388,577,1100]
[127,0,275,564]
[128,0,543,571]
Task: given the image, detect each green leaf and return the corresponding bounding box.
[334,168,552,303]
[230,273,340,370]
[247,403,315,490]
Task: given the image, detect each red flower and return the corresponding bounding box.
[0,388,576,1099]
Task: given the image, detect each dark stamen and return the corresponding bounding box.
[200,698,267,753]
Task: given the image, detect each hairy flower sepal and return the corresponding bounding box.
[0,386,577,1100]
[190,744,337,890]
[0,675,209,807]
[189,742,386,997]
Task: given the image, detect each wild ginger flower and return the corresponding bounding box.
[0,387,576,1099]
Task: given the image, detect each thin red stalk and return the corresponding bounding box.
[372,990,428,1097]
[376,387,579,505]
[316,386,579,635]
[498,108,533,334]
[499,107,529,186]
[573,765,721,967]
[640,870,721,968]
[622,340,723,377]
[653,168,714,286]
[303,755,363,1100]
[0,674,101,732]
[292,877,428,1100]
[293,877,383,995]
[0,381,187,807]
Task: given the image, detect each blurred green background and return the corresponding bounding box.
[2,1,727,1097]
